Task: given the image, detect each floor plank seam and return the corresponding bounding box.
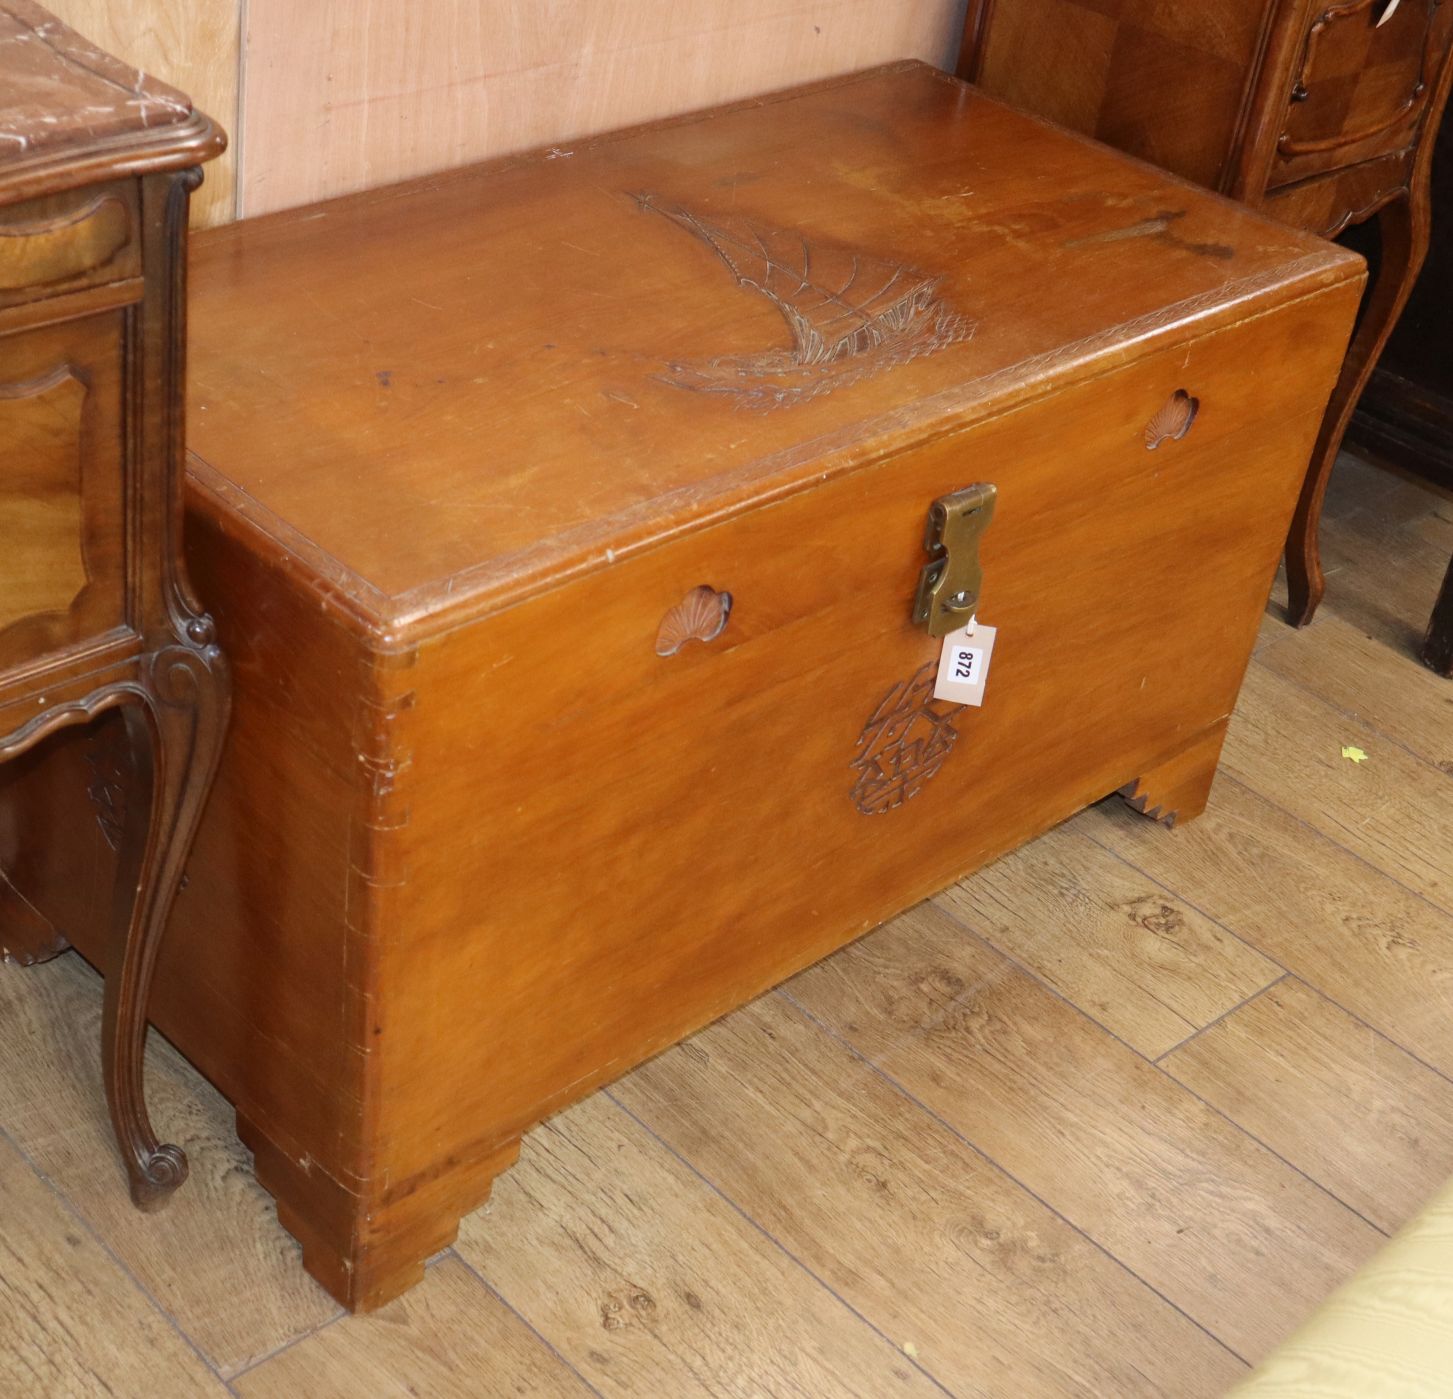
[1262,972,1453,1093]
[1155,1070,1388,1241]
[775,988,1252,1371]
[1216,767,1453,928]
[220,1290,350,1386]
[957,873,1275,1049]
[1075,820,1294,977]
[0,1119,232,1389]
[1077,800,1453,1088]
[928,904,1393,1240]
[600,1086,964,1399]
[1152,972,1292,1065]
[447,1245,608,1399]
[1248,649,1453,778]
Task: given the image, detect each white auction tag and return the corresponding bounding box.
[933,619,997,706]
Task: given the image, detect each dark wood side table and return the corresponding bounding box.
[0,2,228,1207]
[1425,566,1453,672]
[959,0,1453,637]
[1347,108,1453,674]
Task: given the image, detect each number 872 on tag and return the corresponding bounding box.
[932,622,997,706]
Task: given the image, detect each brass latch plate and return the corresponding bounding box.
[913,483,998,638]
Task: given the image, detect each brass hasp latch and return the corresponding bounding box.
[912,483,998,638]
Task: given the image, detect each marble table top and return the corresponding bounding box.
[0,1,191,168]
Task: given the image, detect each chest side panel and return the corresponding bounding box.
[369,279,1359,1184]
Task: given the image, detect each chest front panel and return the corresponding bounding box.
[372,281,1359,1180]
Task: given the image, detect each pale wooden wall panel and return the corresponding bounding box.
[240,0,969,216]
[42,0,242,227]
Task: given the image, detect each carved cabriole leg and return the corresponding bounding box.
[1423,557,1453,677]
[102,634,228,1211]
[1119,722,1228,829]
[1285,192,1431,627]
[238,1113,522,1312]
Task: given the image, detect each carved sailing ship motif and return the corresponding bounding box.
[636,194,974,408]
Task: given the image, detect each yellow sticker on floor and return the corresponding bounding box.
[1340,745,1369,764]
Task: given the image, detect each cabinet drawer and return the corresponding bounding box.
[0,180,139,310]
[1261,146,1414,234]
[1270,0,1453,187]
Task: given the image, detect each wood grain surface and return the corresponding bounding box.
[0,60,1364,1313]
[788,902,1384,1361]
[0,955,339,1377]
[0,1130,229,1396]
[1293,452,1453,661]
[1259,607,1453,770]
[936,822,1281,1057]
[960,0,1271,189]
[1164,977,1453,1232]
[957,0,1453,640]
[1220,664,1453,908]
[613,995,1248,1397]
[238,0,967,216]
[231,1256,590,1399]
[0,14,231,1225]
[12,2,968,226]
[455,1095,939,1397]
[186,63,1360,616]
[1083,781,1453,1080]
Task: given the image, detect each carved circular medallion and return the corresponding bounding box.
[849,662,962,815]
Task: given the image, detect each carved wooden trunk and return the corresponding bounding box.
[0,63,1362,1311]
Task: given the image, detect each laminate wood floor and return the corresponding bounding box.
[3,452,1451,1398]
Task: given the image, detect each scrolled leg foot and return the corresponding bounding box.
[1422,557,1453,678]
[102,630,228,1211]
[130,1140,190,1211]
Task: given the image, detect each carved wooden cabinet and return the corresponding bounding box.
[960,0,1453,637]
[1348,108,1453,673]
[0,2,227,1206]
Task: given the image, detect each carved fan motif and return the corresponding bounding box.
[1145,389,1199,449]
[656,585,732,656]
